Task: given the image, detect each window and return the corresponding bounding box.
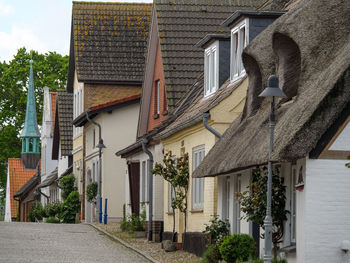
[192,145,205,210]
[204,43,218,97]
[291,165,297,243]
[168,182,175,212]
[141,161,148,202]
[234,175,241,233]
[231,20,247,81]
[154,80,160,117]
[93,129,95,149]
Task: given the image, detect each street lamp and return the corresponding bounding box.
[259,75,286,263]
[86,111,106,223]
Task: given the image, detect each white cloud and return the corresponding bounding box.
[0,25,47,62]
[0,0,14,16]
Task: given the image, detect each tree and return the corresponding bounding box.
[237,167,288,256]
[152,151,190,237]
[0,47,69,201]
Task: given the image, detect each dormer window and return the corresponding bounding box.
[204,42,219,97]
[231,19,248,81]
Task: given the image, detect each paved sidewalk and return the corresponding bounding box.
[0,222,148,263]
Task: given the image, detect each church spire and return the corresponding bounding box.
[20,56,41,169]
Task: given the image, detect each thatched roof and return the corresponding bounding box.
[193,0,350,178]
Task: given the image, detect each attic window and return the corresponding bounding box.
[153,80,160,118]
[231,19,248,82]
[204,41,219,97]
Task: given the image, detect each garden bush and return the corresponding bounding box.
[60,190,80,223]
[58,174,77,200]
[27,202,44,222]
[219,234,256,263]
[45,202,62,218]
[202,244,221,263]
[128,209,146,232]
[86,182,98,203]
[203,214,230,244]
[46,217,60,223]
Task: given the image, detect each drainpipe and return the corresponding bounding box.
[86,110,105,223]
[141,138,153,241]
[203,112,222,138]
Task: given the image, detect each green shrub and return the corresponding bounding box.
[272,257,287,263]
[86,182,98,203]
[45,202,62,218]
[60,191,80,223]
[121,204,129,232]
[203,214,230,244]
[27,202,44,222]
[46,217,60,223]
[58,174,76,200]
[219,234,256,263]
[128,209,146,232]
[202,244,221,263]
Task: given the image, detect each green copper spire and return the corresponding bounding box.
[21,57,40,155]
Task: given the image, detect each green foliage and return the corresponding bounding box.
[60,191,80,223]
[0,48,68,202]
[202,244,221,263]
[44,202,61,218]
[46,217,60,224]
[152,151,190,232]
[58,174,77,200]
[27,202,44,222]
[219,234,256,263]
[129,209,146,232]
[238,167,287,246]
[121,204,129,231]
[86,182,98,203]
[203,214,230,244]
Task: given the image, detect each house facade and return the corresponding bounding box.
[73,95,141,222]
[39,87,57,205]
[193,0,350,262]
[67,2,152,220]
[117,0,267,243]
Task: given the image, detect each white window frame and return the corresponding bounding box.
[192,145,205,210]
[291,164,297,243]
[204,41,219,97]
[230,19,249,82]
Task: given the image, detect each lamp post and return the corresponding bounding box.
[86,111,106,223]
[259,75,286,263]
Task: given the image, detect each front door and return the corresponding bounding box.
[128,162,140,216]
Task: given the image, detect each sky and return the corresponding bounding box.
[0,0,153,62]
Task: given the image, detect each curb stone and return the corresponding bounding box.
[87,223,160,263]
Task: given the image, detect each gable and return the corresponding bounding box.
[71,2,152,83]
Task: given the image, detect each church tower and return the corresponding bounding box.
[20,58,40,169]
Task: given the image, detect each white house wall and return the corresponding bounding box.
[84,102,140,221]
[303,157,350,263]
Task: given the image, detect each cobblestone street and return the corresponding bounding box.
[0,222,148,263]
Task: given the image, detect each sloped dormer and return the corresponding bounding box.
[222,10,284,82]
[197,34,231,97]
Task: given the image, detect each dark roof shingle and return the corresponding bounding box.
[57,91,73,156]
[72,2,152,82]
[155,0,265,109]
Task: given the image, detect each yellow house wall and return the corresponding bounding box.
[161,77,249,239]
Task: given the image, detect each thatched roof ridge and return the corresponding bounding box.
[193,0,350,178]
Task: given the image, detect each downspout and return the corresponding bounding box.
[141,138,153,241]
[203,112,222,138]
[37,188,49,202]
[86,110,104,223]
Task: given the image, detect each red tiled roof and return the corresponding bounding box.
[89,94,141,111]
[50,92,57,134]
[8,158,38,218]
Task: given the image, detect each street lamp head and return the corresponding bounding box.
[259,75,287,98]
[97,139,106,149]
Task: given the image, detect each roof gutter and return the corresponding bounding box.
[141,138,153,241]
[203,112,222,138]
